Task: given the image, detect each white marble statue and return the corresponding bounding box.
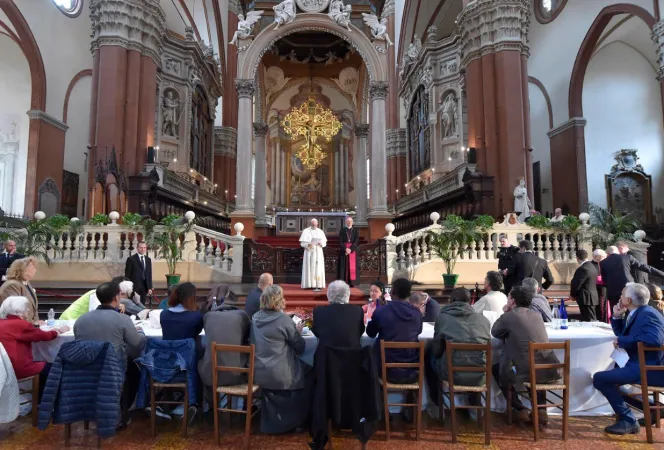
[161,91,179,138]
[300,218,327,290]
[513,177,532,223]
[273,0,297,29]
[230,10,264,45]
[407,34,422,60]
[441,92,458,138]
[362,13,393,46]
[328,0,352,31]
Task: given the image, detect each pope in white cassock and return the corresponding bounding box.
[300,219,327,291]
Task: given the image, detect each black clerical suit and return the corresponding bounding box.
[570,260,599,322]
[125,252,153,304]
[338,226,360,286]
[600,253,664,309]
[508,251,554,290]
[497,245,519,294]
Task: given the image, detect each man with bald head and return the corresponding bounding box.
[244,273,273,319]
[300,218,327,291]
[0,240,24,285]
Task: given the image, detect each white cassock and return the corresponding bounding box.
[300,226,327,289]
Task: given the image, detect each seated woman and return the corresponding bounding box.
[251,285,312,433]
[363,281,386,324]
[59,288,98,320]
[117,279,146,316]
[158,284,177,310]
[160,282,204,341]
[0,257,40,325]
[313,280,364,349]
[0,296,69,400]
[646,283,664,315]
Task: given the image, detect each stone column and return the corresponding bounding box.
[354,124,369,225]
[386,129,407,204]
[368,81,392,238]
[253,122,269,225]
[231,79,256,237]
[458,0,531,217]
[213,126,237,206]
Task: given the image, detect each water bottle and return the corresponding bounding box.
[47,308,55,327]
[552,299,560,329]
[559,299,569,330]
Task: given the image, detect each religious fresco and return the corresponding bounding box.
[289,154,330,206]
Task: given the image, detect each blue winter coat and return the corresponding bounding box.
[135,338,198,408]
[37,340,125,438]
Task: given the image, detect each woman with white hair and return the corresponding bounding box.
[312,280,364,349]
[593,249,609,322]
[115,277,146,316]
[0,296,68,401]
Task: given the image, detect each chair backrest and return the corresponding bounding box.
[527,340,570,386]
[379,340,425,384]
[637,342,664,382]
[445,341,492,389]
[211,343,255,388]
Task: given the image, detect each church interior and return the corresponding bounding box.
[3,0,664,447]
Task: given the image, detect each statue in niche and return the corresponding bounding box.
[273,0,297,29]
[328,0,352,31]
[362,14,393,46]
[161,90,180,138]
[230,10,264,45]
[441,92,458,139]
[407,35,422,61]
[606,149,653,224]
[513,177,532,223]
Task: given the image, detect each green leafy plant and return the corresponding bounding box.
[153,215,193,275]
[587,203,639,249]
[526,214,550,231]
[88,213,109,226]
[122,212,143,227]
[1,218,54,266]
[140,218,158,246]
[46,214,70,233]
[427,215,493,275]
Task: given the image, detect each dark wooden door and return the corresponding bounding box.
[533,161,542,214]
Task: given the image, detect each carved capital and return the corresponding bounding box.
[89,0,166,67]
[355,124,370,138]
[457,0,530,68]
[235,79,255,98]
[253,122,269,138]
[369,81,389,100]
[653,20,664,80]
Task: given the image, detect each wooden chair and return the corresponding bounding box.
[507,340,571,441]
[17,374,39,427]
[211,343,260,449]
[379,340,425,441]
[149,375,190,437]
[438,341,492,445]
[623,342,664,444]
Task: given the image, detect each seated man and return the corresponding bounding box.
[492,286,561,424]
[428,288,491,404]
[366,278,423,384]
[520,278,553,322]
[593,282,664,435]
[473,271,508,315]
[410,291,441,323]
[313,280,364,349]
[244,273,273,319]
[74,281,147,427]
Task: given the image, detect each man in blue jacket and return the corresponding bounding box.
[593,282,664,435]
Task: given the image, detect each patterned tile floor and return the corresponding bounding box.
[1,412,663,449]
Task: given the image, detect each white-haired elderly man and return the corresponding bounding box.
[593,283,664,435]
[0,296,69,401]
[312,280,364,349]
[300,218,327,291]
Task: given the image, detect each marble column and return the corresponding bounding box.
[233,79,255,216]
[368,82,390,217]
[253,122,269,224]
[354,124,369,225]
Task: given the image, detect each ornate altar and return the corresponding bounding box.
[605,149,653,224]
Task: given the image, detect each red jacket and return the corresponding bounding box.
[0,315,57,379]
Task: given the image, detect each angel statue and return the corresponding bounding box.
[328,0,352,31]
[230,10,264,45]
[362,13,393,46]
[273,0,296,29]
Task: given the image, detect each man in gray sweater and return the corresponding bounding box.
[74,281,147,426]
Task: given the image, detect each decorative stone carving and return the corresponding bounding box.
[27,110,69,132]
[399,35,422,80]
[362,13,393,46]
[440,59,458,77]
[381,0,395,18]
[274,0,297,29]
[426,25,437,43]
[386,129,407,158]
[652,20,664,80]
[441,91,458,139]
[230,10,264,46]
[214,126,238,157]
[164,58,181,75]
[332,67,359,105]
[264,66,291,103]
[235,79,256,98]
[369,81,389,100]
[253,122,269,138]
[38,177,60,216]
[606,149,653,224]
[328,0,352,31]
[297,0,330,13]
[420,62,433,86]
[161,89,180,138]
[89,0,166,66]
[355,124,370,138]
[457,0,530,68]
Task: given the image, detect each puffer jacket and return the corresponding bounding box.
[135,338,198,408]
[37,341,124,438]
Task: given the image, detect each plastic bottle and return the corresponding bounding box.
[47,308,55,327]
[552,299,560,330]
[559,299,569,330]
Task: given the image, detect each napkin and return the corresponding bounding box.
[610,348,629,368]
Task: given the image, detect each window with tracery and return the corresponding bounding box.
[407,86,431,178]
[190,86,212,177]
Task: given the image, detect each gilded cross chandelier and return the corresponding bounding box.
[281,94,343,171]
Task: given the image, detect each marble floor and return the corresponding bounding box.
[1,411,662,450]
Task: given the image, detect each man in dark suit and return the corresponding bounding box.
[244,272,273,319]
[570,249,599,322]
[312,280,365,350]
[503,240,554,290]
[0,240,24,284]
[600,245,664,310]
[124,241,153,305]
[497,236,519,295]
[593,283,664,435]
[617,241,649,284]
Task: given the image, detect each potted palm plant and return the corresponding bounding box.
[587,203,639,248]
[427,214,494,288]
[153,214,193,286]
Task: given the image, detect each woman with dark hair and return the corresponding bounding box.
[160,282,204,341]
[646,283,664,315]
[363,281,386,323]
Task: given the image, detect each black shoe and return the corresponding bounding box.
[638,416,659,427]
[605,420,640,435]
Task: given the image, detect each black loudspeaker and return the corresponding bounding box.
[147,146,156,163]
[468,147,477,164]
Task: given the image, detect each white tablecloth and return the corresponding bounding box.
[33,321,617,416]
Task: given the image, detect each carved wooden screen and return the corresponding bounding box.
[190,86,212,177]
[407,86,430,178]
